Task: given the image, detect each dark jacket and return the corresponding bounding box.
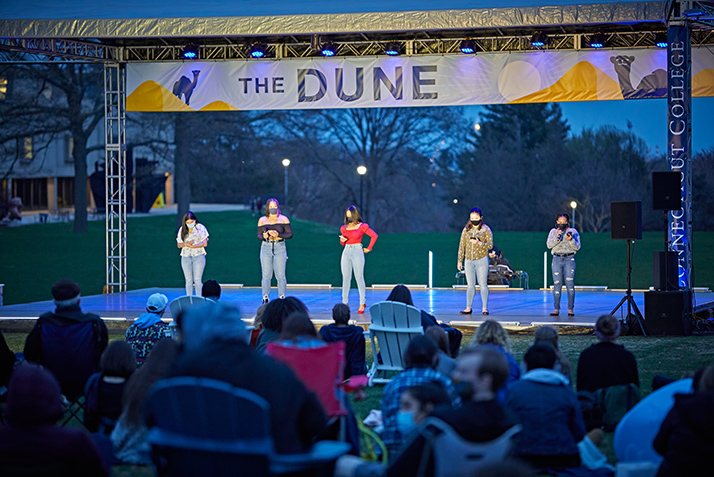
[505,369,586,468]
[0,329,15,387]
[654,391,714,476]
[169,340,327,454]
[577,341,639,393]
[318,324,367,379]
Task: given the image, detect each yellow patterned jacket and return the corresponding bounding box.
[457,224,493,263]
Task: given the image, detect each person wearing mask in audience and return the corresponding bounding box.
[457,208,493,315]
[125,293,170,367]
[177,211,209,297]
[319,303,367,379]
[339,205,378,314]
[258,198,292,304]
[546,213,581,317]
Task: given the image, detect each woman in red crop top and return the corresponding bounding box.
[339,206,378,314]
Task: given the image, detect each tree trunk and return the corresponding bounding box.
[174,114,192,228]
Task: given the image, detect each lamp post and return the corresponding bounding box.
[357,165,367,213]
[282,158,290,206]
[570,200,577,229]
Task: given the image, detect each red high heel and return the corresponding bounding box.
[357,304,366,314]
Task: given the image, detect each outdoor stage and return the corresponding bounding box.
[2,286,712,330]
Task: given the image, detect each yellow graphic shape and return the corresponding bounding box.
[199,101,241,111]
[510,61,623,104]
[127,80,194,112]
[693,69,714,97]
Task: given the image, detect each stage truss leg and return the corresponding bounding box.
[104,63,127,293]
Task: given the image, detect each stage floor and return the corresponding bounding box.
[3,287,712,328]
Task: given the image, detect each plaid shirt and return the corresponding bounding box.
[380,367,461,454]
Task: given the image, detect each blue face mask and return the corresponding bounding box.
[396,410,417,435]
[187,222,196,229]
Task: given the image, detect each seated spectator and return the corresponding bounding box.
[0,363,108,476]
[250,303,267,349]
[487,246,514,285]
[111,339,179,465]
[169,302,327,454]
[654,364,714,476]
[24,279,109,399]
[425,326,456,377]
[505,344,585,470]
[577,314,639,393]
[84,341,136,435]
[255,297,308,353]
[471,320,520,398]
[125,293,169,367]
[0,328,16,389]
[395,381,451,438]
[386,284,462,357]
[201,279,221,301]
[319,303,367,379]
[533,326,572,385]
[380,336,460,457]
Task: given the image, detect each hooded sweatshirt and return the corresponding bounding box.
[126,312,168,366]
[318,324,366,378]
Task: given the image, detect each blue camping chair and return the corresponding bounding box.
[146,377,350,476]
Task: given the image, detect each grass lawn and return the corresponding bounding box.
[1,211,712,306]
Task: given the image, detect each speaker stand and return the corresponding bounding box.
[611,240,647,336]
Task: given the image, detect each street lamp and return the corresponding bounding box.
[356,165,367,213]
[282,158,290,206]
[570,200,577,229]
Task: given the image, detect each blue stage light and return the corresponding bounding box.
[250,43,267,58]
[320,42,337,57]
[182,45,198,59]
[460,39,476,54]
[385,42,401,56]
[655,33,668,49]
[589,34,606,48]
[531,32,548,48]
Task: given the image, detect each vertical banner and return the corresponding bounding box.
[667,24,693,290]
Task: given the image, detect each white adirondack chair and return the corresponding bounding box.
[168,295,215,319]
[367,301,424,385]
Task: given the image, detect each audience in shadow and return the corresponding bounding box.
[255,297,308,353]
[533,326,572,386]
[471,320,520,400]
[319,303,367,379]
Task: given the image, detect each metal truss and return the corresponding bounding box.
[0,37,120,63]
[104,64,127,293]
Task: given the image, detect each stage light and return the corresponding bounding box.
[182,44,199,59]
[250,43,267,58]
[384,42,401,56]
[531,32,549,48]
[655,33,668,49]
[588,33,607,48]
[320,42,338,57]
[460,39,476,54]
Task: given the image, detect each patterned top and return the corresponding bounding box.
[126,322,169,367]
[380,367,461,453]
[546,227,581,255]
[176,223,209,257]
[457,224,493,263]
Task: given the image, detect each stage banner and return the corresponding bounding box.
[667,25,693,290]
[126,47,714,112]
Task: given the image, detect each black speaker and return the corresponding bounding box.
[644,290,691,336]
[652,172,681,211]
[611,201,642,240]
[653,251,678,291]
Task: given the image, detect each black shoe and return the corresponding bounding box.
[459,309,472,315]
[482,311,489,316]
[550,310,559,316]
[568,310,575,316]
[262,298,269,304]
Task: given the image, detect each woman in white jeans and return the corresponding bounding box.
[339,206,378,314]
[457,208,493,315]
[176,211,209,296]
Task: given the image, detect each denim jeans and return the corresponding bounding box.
[552,255,576,310]
[260,241,288,299]
[341,244,366,305]
[181,254,206,296]
[465,256,489,310]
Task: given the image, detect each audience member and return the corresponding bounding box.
[24,279,109,399]
[505,344,585,470]
[534,326,572,385]
[0,328,15,388]
[425,326,456,377]
[471,320,520,397]
[250,303,267,349]
[84,341,136,435]
[380,335,460,456]
[654,364,714,476]
[319,303,367,379]
[0,363,108,476]
[396,381,451,437]
[577,315,639,393]
[386,284,463,357]
[111,339,179,464]
[168,302,327,454]
[125,293,169,367]
[201,279,221,300]
[255,297,308,353]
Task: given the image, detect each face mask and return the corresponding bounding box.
[470,219,482,225]
[396,410,417,435]
[453,381,474,401]
[268,207,278,215]
[187,223,196,229]
[557,222,568,230]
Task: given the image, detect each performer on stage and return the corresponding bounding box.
[258,198,292,304]
[177,211,209,296]
[339,205,378,314]
[457,208,493,315]
[546,213,581,316]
